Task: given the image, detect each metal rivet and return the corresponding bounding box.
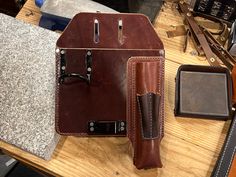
[87,67,92,72]
[188,7,193,11]
[90,127,94,132]
[56,48,60,53]
[210,58,215,62]
[120,127,125,131]
[220,37,225,41]
[61,66,66,70]
[90,122,94,126]
[87,51,91,56]
[60,50,65,54]
[120,122,125,126]
[159,50,165,56]
[187,12,191,17]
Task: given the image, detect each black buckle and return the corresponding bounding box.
[59,49,92,84]
[88,120,126,135]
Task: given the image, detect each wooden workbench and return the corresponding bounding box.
[0,0,231,176]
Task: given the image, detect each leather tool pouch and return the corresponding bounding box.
[55,13,164,136]
[127,57,165,169]
[175,65,232,119]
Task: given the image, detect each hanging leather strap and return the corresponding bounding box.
[178,2,220,66]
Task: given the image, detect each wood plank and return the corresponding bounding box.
[16,0,41,25]
[0,1,229,177]
[0,130,220,177]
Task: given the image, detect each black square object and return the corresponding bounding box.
[174,65,232,119]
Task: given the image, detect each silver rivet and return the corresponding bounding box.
[187,12,191,17]
[90,122,94,126]
[159,50,165,56]
[90,127,94,132]
[120,122,125,126]
[56,48,60,53]
[188,7,193,11]
[87,67,92,72]
[87,51,91,56]
[60,50,65,54]
[210,58,215,62]
[120,127,125,131]
[61,66,66,70]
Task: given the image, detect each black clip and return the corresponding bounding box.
[86,50,92,84]
[88,120,126,135]
[59,50,92,84]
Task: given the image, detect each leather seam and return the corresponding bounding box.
[128,57,160,162]
[149,93,153,138]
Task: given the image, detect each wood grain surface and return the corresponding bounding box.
[0,0,231,176]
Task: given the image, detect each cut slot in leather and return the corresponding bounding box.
[137,92,160,139]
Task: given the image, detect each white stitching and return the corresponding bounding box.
[149,93,153,138]
[215,119,236,177]
[127,57,164,162]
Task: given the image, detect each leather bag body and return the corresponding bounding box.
[55,13,164,136]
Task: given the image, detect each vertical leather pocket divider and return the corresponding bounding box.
[127,56,165,169]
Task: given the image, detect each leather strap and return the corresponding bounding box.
[178,2,220,66]
[203,28,235,70]
[211,113,236,177]
[166,25,186,38]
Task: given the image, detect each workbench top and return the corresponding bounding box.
[0,0,230,176]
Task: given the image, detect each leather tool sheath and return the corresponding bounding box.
[127,56,165,169]
[55,12,164,136]
[211,112,236,177]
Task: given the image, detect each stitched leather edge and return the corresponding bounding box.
[127,56,165,163]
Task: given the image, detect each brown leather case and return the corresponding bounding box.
[127,57,165,169]
[211,112,236,177]
[55,13,164,136]
[232,66,236,104]
[175,65,232,120]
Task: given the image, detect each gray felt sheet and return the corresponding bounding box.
[0,13,60,160]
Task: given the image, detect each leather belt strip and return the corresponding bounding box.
[211,112,236,177]
[178,2,220,66]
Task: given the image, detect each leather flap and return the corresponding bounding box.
[56,13,163,49]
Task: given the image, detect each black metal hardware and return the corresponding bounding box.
[88,120,126,135]
[59,50,92,84]
[85,50,92,84]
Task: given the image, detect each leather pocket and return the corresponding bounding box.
[127,56,164,169]
[137,93,160,139]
